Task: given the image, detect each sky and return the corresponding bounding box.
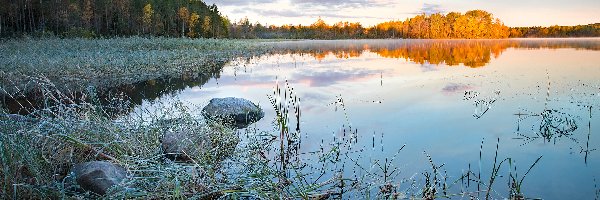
[203,0,600,27]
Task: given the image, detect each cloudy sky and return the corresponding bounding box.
[203,0,600,27]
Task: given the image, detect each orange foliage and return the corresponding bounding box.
[273,39,600,67]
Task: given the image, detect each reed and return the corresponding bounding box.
[1,76,548,199]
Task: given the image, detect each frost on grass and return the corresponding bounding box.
[0,77,549,199]
[0,79,239,198]
[0,37,267,95]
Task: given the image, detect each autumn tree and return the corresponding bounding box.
[188,12,200,37]
[178,7,189,37]
[142,3,154,34]
[202,15,211,37]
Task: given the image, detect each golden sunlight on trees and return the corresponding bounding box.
[142,4,154,34]
[229,10,522,39]
[188,13,201,38]
[371,10,510,39]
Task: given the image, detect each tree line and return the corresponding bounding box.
[225,10,599,39]
[0,0,229,38]
[1,1,598,39]
[229,10,512,39]
[371,10,510,39]
[509,24,600,38]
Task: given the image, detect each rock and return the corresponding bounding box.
[202,97,264,129]
[159,118,239,163]
[71,161,127,195]
[161,129,209,161]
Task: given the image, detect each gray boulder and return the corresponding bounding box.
[159,118,239,163]
[161,129,209,161]
[71,161,127,195]
[202,97,264,128]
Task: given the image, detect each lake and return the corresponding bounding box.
[124,38,600,199]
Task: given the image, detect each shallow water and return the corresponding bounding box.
[132,38,600,199]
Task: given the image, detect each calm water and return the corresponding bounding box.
[132,39,600,199]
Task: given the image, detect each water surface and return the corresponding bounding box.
[132,38,600,199]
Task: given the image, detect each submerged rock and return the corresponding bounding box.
[159,118,239,163]
[161,129,210,161]
[71,161,127,195]
[202,97,264,128]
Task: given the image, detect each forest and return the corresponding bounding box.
[0,0,599,39]
[509,24,600,38]
[230,11,600,39]
[231,10,511,39]
[0,0,230,38]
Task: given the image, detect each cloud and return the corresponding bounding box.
[210,74,276,89]
[291,68,378,87]
[232,8,305,18]
[290,0,387,9]
[203,0,276,6]
[212,0,398,25]
[302,92,328,100]
[310,10,389,20]
[206,0,388,9]
[412,3,445,15]
[441,83,472,93]
[233,7,389,21]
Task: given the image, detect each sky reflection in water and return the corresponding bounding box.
[134,38,600,199]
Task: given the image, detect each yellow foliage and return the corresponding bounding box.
[188,12,200,37]
[142,4,154,28]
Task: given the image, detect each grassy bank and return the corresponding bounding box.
[0,37,267,198]
[0,37,267,95]
[0,85,239,198]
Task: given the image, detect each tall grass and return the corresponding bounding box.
[0,78,549,199]
[0,77,239,199]
[0,37,267,95]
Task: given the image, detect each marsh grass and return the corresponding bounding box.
[463,90,501,119]
[0,74,550,198]
[227,82,546,199]
[595,178,600,200]
[0,77,240,199]
[0,37,267,95]
[513,71,590,162]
